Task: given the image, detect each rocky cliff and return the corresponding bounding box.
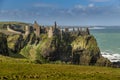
[71,35,111,66]
[20,32,111,66]
[0,33,9,56]
[0,32,111,66]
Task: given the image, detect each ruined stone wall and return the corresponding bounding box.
[33,21,40,37]
[63,27,90,35]
[25,25,30,35]
[48,27,53,38]
[79,27,90,35]
[7,25,22,34]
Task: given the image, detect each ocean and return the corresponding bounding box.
[90,26,120,62]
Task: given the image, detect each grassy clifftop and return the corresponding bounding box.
[0,21,29,27]
[0,55,30,64]
[0,21,30,35]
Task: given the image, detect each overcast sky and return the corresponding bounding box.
[0,0,120,26]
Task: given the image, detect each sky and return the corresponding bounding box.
[0,0,120,26]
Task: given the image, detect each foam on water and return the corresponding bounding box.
[91,27,120,62]
[101,52,120,62]
[89,27,105,30]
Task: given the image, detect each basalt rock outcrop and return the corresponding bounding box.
[7,33,39,53]
[0,33,9,56]
[20,32,111,66]
[0,31,111,66]
[0,21,112,66]
[71,35,111,66]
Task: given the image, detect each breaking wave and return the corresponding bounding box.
[89,27,105,30]
[101,52,120,62]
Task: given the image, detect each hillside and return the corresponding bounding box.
[0,21,30,35]
[0,21,30,28]
[0,21,119,80]
[0,55,30,64]
[0,55,119,80]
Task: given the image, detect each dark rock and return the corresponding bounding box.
[112,62,120,68]
[2,29,111,66]
[71,35,111,66]
[0,32,9,56]
[7,33,40,53]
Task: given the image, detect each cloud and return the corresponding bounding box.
[75,3,95,9]
[1,1,120,25]
[71,4,120,17]
[88,3,94,7]
[74,5,84,9]
[33,3,55,8]
[90,0,110,2]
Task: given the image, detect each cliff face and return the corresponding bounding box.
[19,33,111,66]
[0,33,9,56]
[71,35,99,65]
[0,32,111,66]
[71,35,111,66]
[7,34,23,53]
[7,33,39,53]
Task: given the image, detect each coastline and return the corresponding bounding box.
[102,52,120,62]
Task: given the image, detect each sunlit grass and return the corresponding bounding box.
[0,55,120,80]
[0,63,120,80]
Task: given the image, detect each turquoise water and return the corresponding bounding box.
[90,27,120,62]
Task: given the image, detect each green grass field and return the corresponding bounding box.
[0,55,120,80]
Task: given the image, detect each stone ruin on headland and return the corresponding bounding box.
[6,21,90,37]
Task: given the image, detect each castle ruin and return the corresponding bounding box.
[25,25,30,35]
[33,21,40,37]
[7,25,22,34]
[6,21,90,38]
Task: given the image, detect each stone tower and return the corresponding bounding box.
[33,21,40,37]
[48,27,53,38]
[73,27,75,31]
[25,25,30,35]
[54,21,57,29]
[77,28,79,32]
[86,27,90,35]
[65,28,69,32]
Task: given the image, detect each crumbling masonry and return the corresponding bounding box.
[6,21,90,38]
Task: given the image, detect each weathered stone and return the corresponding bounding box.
[0,22,112,66]
[48,27,54,38]
[71,35,111,66]
[25,25,30,35]
[0,33,9,56]
[33,21,40,37]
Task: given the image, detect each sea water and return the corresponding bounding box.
[90,26,120,62]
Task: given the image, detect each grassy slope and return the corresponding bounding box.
[0,21,30,35]
[0,21,30,26]
[0,55,120,80]
[0,55,30,64]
